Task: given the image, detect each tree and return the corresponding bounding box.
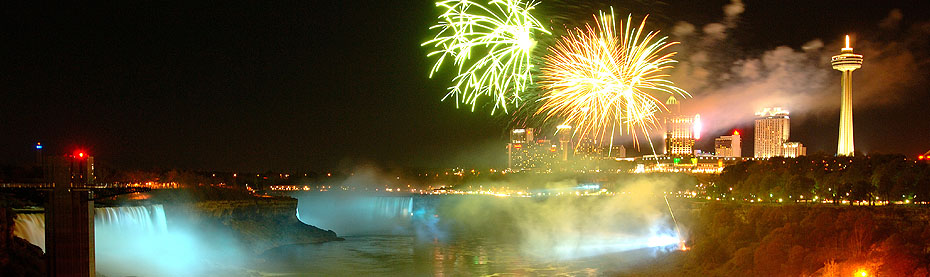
[850,180,874,204]
[848,213,874,257]
[786,175,815,200]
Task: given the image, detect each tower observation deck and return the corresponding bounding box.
[831,35,862,156]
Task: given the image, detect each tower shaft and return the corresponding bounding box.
[831,35,862,156]
[837,70,854,156]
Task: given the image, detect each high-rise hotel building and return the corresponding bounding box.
[508,128,533,170]
[664,96,696,156]
[754,108,791,158]
[507,128,560,172]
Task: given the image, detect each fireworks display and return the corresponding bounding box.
[534,10,688,147]
[423,2,688,148]
[423,0,549,114]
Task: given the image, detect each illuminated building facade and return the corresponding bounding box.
[832,35,863,156]
[556,125,572,161]
[510,127,533,143]
[666,115,695,156]
[782,142,807,158]
[507,128,532,171]
[663,96,696,156]
[636,155,745,174]
[574,137,603,161]
[507,128,562,172]
[754,108,790,158]
[714,131,742,158]
[508,126,629,172]
[526,138,559,171]
[610,145,626,158]
[754,108,806,158]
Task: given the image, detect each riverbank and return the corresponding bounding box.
[627,202,930,276]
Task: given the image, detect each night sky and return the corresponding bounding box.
[2,0,928,171]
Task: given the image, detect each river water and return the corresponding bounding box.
[13,194,683,276]
[254,193,683,276]
[255,234,674,276]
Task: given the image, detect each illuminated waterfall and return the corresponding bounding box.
[95,205,168,234]
[12,205,168,252]
[13,213,46,252]
[295,195,418,235]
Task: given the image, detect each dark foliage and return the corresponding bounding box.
[675,203,930,276]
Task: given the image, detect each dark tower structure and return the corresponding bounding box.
[45,154,95,276]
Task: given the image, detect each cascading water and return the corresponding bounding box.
[12,205,168,253]
[13,213,46,252]
[95,205,168,234]
[295,194,425,236]
[12,204,242,275]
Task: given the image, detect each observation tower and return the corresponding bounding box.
[831,35,863,156]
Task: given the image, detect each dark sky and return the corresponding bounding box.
[2,1,928,171]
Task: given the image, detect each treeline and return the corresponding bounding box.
[667,203,930,276]
[714,154,930,204]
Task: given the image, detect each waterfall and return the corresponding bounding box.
[373,196,414,217]
[95,205,168,234]
[11,205,168,252]
[13,213,46,252]
[295,194,419,235]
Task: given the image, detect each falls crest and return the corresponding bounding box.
[12,213,46,251]
[12,205,168,252]
[96,205,168,234]
[296,195,418,236]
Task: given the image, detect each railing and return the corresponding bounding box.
[0,183,53,188]
[0,182,180,189]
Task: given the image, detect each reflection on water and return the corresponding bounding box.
[256,235,672,276]
[279,193,683,275]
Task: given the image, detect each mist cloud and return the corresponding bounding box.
[672,21,696,37]
[441,177,684,261]
[723,0,745,19]
[294,172,688,265]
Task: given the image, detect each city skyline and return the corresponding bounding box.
[6,2,930,276]
[1,0,929,171]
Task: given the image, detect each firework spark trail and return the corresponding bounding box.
[535,10,688,148]
[423,0,549,114]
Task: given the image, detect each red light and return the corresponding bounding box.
[733,130,740,136]
[78,152,84,158]
[514,144,522,149]
[920,155,925,160]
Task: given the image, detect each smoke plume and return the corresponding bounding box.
[667,4,930,137]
